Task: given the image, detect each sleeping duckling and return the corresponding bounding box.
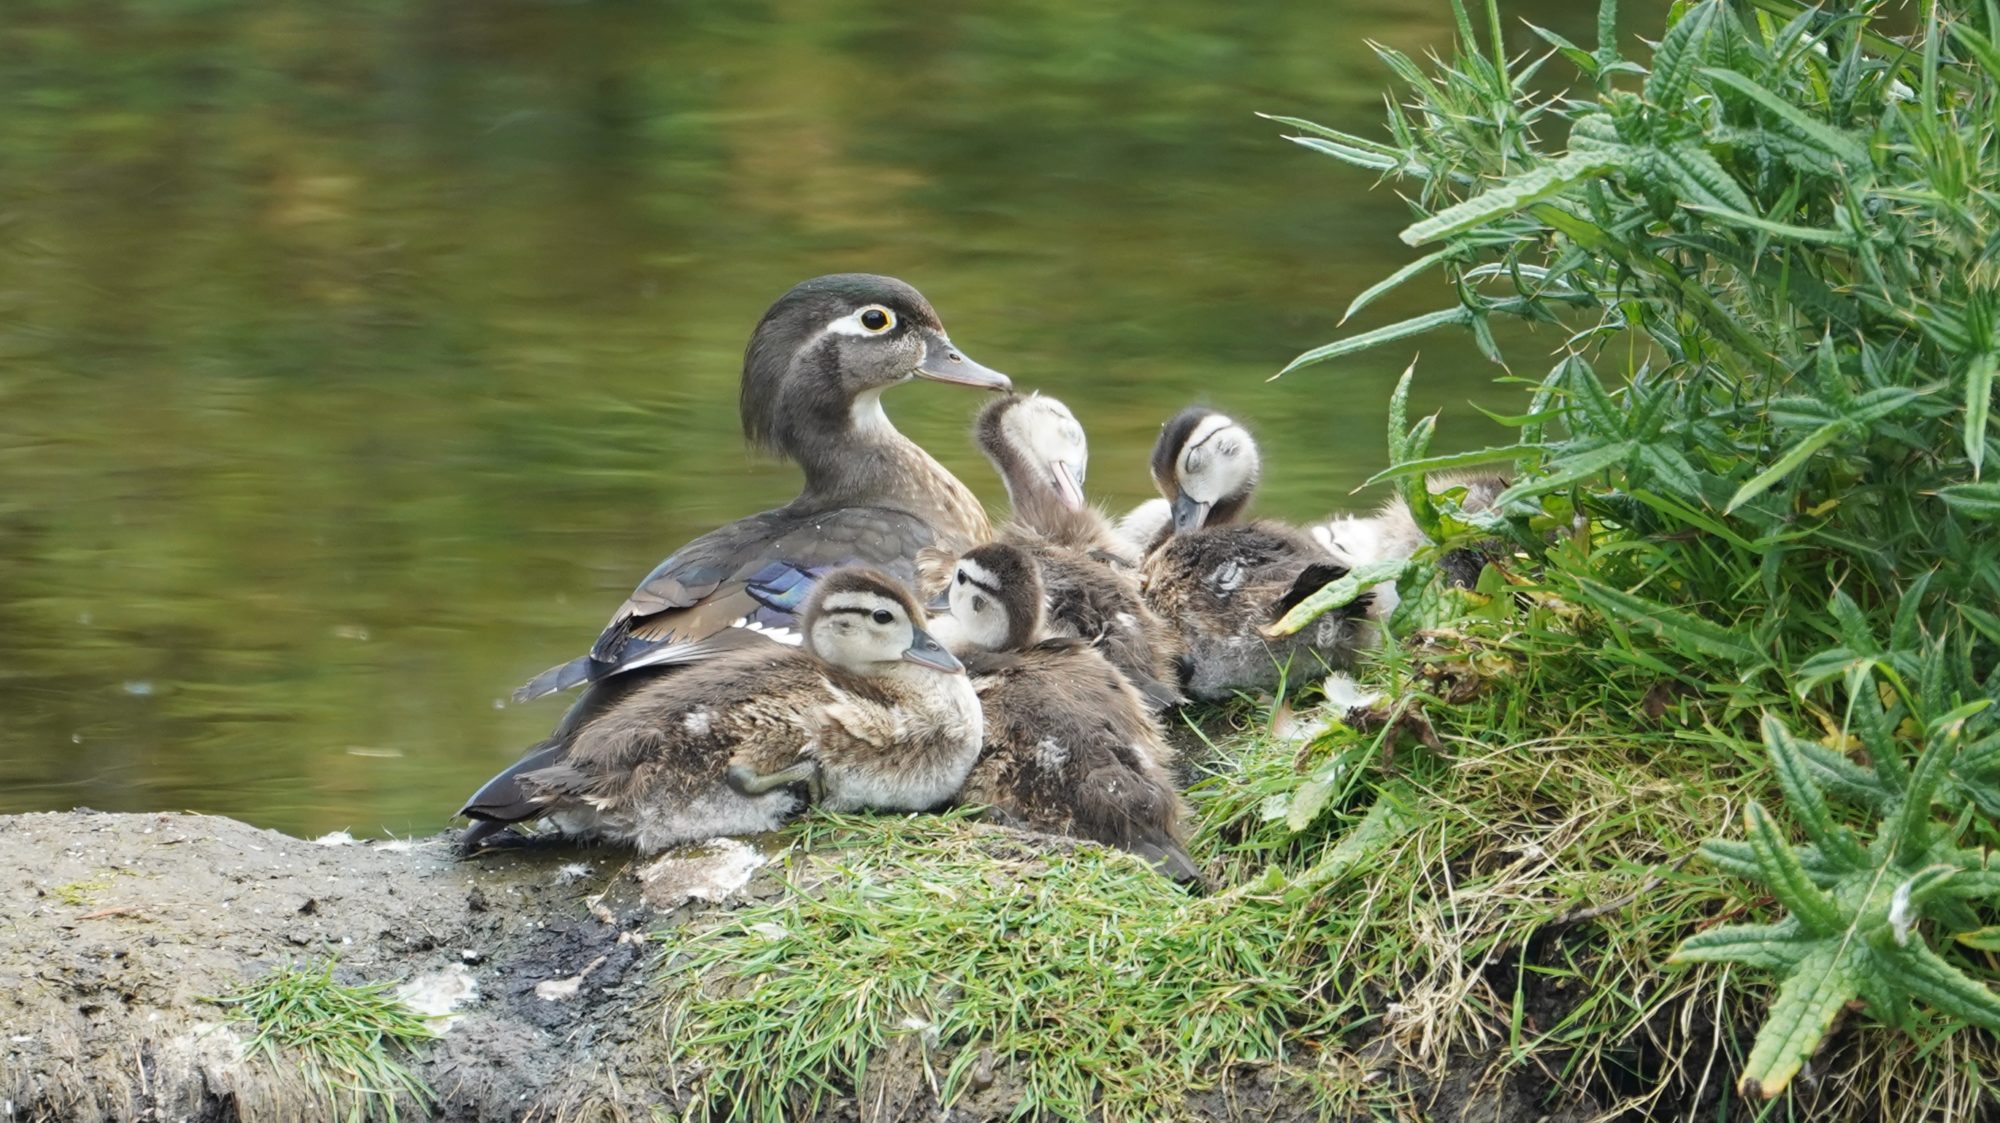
[458,568,980,854]
[925,393,1183,708]
[1138,407,1369,702]
[1312,472,1509,620]
[940,542,1198,882]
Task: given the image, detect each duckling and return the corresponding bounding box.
[515,273,1009,702]
[940,543,1198,881]
[1311,472,1509,620]
[458,569,980,854]
[1138,407,1368,702]
[924,393,1182,708]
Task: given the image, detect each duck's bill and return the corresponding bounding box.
[1051,460,1088,511]
[924,587,952,612]
[916,329,1011,390]
[1170,491,1213,534]
[902,627,965,674]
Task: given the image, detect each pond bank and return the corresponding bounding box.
[2,809,1595,1122]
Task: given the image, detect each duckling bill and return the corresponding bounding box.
[458,568,981,854]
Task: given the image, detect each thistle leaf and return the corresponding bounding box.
[1402,153,1623,246]
[1571,577,1765,665]
[1965,352,1995,478]
[1647,0,1725,106]
[1279,308,1471,375]
[1700,66,1872,170]
[1265,559,1409,637]
[1724,421,1847,514]
[1736,944,1861,1098]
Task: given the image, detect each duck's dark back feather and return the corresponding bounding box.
[514,504,936,701]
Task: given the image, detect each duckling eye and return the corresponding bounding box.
[871,609,894,625]
[956,571,968,585]
[859,306,893,333]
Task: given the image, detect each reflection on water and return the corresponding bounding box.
[0,0,1579,836]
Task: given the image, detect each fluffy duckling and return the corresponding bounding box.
[1138,407,1369,702]
[940,543,1198,881]
[925,393,1183,708]
[1311,472,1509,620]
[458,568,981,854]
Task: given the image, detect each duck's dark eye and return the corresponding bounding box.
[871,609,894,625]
[859,307,892,333]
[956,571,968,585]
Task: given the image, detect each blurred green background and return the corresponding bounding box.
[0,0,1579,836]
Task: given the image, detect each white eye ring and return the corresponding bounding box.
[828,305,898,337]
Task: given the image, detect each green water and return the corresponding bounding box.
[0,0,1578,836]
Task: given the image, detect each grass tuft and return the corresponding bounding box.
[210,959,437,1123]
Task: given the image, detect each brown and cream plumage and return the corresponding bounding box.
[923,393,1183,709]
[458,569,981,853]
[1137,407,1369,702]
[940,543,1198,882]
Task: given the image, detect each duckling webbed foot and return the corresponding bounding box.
[725,759,823,803]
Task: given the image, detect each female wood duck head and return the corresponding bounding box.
[943,543,1045,653]
[976,392,1090,514]
[802,567,963,676]
[741,274,1009,469]
[1150,406,1262,534]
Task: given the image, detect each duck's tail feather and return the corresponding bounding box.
[456,739,566,847]
[1128,833,1203,886]
[1271,561,1353,621]
[514,656,597,703]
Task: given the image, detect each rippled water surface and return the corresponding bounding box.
[1,0,1580,835]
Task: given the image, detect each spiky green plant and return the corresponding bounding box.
[1269,0,2000,1106]
[1673,689,2000,1097]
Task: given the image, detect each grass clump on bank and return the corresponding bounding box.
[211,959,437,1123]
[659,811,1304,1122]
[653,1,1999,1119]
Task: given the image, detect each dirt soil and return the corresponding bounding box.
[2,810,1613,1123]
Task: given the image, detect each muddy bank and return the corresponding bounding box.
[2,811,1607,1123]
[1,810,761,1121]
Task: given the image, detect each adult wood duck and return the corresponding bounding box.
[932,543,1198,881]
[514,274,1009,701]
[1136,407,1370,702]
[924,393,1183,709]
[462,569,981,853]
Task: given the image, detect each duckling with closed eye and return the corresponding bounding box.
[1138,407,1369,702]
[938,542,1199,882]
[458,568,981,854]
[922,393,1183,708]
[462,275,1006,848]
